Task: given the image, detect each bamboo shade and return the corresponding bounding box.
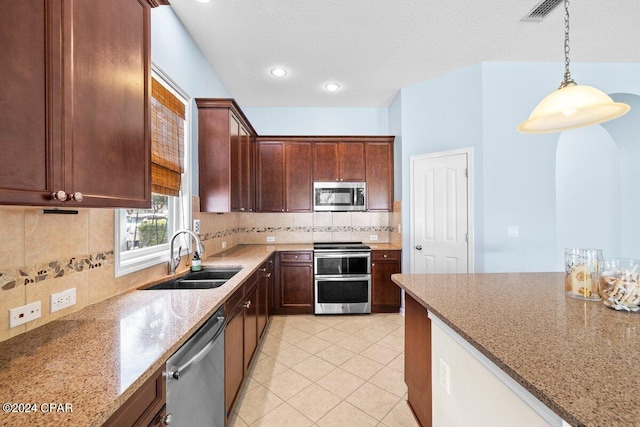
[151,77,185,196]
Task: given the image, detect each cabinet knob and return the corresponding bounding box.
[243,300,251,309]
[69,192,83,202]
[160,413,172,425]
[383,254,388,258]
[415,245,422,250]
[51,190,68,201]
[294,256,298,259]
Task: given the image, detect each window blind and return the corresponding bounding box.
[151,77,185,197]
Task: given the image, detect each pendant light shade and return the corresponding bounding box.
[518,0,630,134]
[517,84,631,133]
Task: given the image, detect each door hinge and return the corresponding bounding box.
[465,233,468,242]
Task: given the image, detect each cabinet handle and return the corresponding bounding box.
[160,413,172,425]
[51,190,68,201]
[260,268,267,272]
[69,192,83,202]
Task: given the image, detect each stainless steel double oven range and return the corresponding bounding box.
[313,242,371,314]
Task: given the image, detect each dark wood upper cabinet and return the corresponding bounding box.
[0,0,156,208]
[365,139,394,211]
[196,99,257,212]
[256,141,285,212]
[284,142,313,212]
[313,141,365,182]
[257,139,312,212]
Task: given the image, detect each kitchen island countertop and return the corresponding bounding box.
[0,244,309,427]
[392,272,640,427]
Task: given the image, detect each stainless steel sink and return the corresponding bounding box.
[143,267,242,290]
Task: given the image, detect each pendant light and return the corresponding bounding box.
[518,0,630,134]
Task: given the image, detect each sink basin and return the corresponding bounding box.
[182,268,241,281]
[143,267,242,290]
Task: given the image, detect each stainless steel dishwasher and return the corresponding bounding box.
[165,305,225,427]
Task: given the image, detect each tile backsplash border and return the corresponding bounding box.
[0,251,114,291]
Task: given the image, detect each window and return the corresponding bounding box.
[115,66,191,277]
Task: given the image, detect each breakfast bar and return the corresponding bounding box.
[392,272,640,427]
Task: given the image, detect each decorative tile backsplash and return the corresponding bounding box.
[0,251,114,290]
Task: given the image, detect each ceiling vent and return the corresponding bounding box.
[521,0,562,22]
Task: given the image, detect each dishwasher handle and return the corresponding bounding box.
[168,315,225,381]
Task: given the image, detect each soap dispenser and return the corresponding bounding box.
[191,252,202,272]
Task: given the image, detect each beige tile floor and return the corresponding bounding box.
[229,313,419,427]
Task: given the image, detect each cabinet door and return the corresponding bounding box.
[276,252,314,314]
[0,0,61,205]
[372,251,401,313]
[103,366,165,427]
[66,0,151,207]
[285,142,312,212]
[405,294,432,427]
[365,141,393,211]
[224,306,244,415]
[244,283,259,371]
[230,115,241,211]
[257,263,269,338]
[257,141,285,212]
[339,142,365,181]
[313,142,340,182]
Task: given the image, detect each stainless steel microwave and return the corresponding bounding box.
[313,182,366,211]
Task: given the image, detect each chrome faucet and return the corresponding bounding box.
[169,229,205,274]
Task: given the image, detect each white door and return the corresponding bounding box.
[411,150,471,273]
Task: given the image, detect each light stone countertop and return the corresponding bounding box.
[392,272,640,427]
[0,244,311,427]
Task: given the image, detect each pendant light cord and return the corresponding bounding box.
[559,0,576,89]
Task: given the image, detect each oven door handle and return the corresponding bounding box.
[313,252,371,258]
[167,315,225,381]
[315,275,372,281]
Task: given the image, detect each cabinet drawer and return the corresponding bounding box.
[280,251,312,263]
[372,250,401,262]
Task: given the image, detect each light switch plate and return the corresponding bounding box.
[9,301,41,328]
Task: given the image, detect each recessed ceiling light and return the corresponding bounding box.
[270,68,287,77]
[196,0,211,3]
[325,82,340,92]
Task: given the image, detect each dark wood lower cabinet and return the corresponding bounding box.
[102,366,165,427]
[244,281,259,371]
[224,286,246,418]
[405,294,432,427]
[372,250,402,313]
[273,251,314,314]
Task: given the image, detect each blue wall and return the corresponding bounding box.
[151,8,640,272]
[243,107,389,136]
[151,7,230,194]
[399,65,485,272]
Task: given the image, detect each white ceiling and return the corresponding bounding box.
[169,0,640,107]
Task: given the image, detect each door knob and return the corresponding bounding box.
[415,245,422,250]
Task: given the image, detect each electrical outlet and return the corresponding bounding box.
[221,241,227,249]
[398,224,402,234]
[193,219,201,234]
[369,235,378,241]
[50,288,76,313]
[9,301,41,328]
[266,236,275,242]
[439,358,451,395]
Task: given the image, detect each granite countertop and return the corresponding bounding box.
[392,272,640,427]
[0,244,310,427]
[368,243,402,250]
